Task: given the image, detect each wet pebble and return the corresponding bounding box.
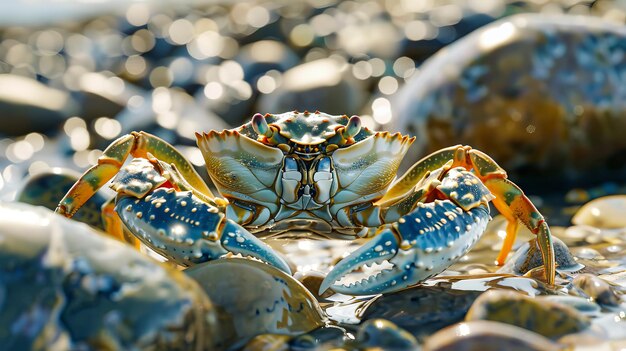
[258,58,367,115]
[185,258,326,349]
[0,202,219,350]
[572,274,622,307]
[354,319,420,351]
[295,270,334,300]
[466,290,591,339]
[16,168,109,230]
[423,320,562,351]
[498,236,583,276]
[572,196,626,229]
[242,334,291,351]
[288,325,348,350]
[541,295,601,315]
[0,74,79,136]
[359,283,482,338]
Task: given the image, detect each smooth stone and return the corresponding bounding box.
[572,274,622,307]
[359,283,482,338]
[73,72,131,122]
[16,168,109,230]
[423,321,562,351]
[466,290,591,339]
[257,58,367,115]
[288,325,348,350]
[0,74,78,136]
[355,319,420,351]
[236,40,299,82]
[185,258,326,349]
[498,236,583,275]
[295,270,335,300]
[392,14,626,189]
[572,196,626,229]
[116,88,230,145]
[571,247,605,260]
[541,295,601,314]
[0,202,219,350]
[242,334,290,351]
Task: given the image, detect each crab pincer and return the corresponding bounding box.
[320,168,496,295]
[116,187,291,273]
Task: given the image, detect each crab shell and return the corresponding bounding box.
[195,111,415,237]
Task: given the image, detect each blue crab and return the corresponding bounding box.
[56,111,555,295]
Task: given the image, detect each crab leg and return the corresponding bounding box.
[467,149,555,285]
[115,188,290,273]
[377,145,555,285]
[321,168,494,295]
[56,131,214,217]
[101,197,140,249]
[104,156,290,272]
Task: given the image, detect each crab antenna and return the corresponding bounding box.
[341,115,362,139]
[252,113,273,138]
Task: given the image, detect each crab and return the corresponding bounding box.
[56,111,555,295]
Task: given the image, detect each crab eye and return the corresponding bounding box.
[342,115,362,139]
[252,113,273,138]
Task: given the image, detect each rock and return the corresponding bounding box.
[359,283,482,338]
[236,40,299,82]
[498,236,583,275]
[466,290,591,339]
[185,258,326,349]
[355,319,420,351]
[572,274,621,307]
[392,14,626,189]
[423,321,562,351]
[258,58,367,115]
[572,196,626,229]
[0,202,219,350]
[16,168,109,230]
[288,326,347,350]
[0,74,78,136]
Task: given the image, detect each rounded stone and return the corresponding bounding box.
[466,290,590,339]
[497,236,583,276]
[423,320,561,351]
[572,196,626,229]
[16,169,109,230]
[393,14,626,189]
[355,319,420,351]
[185,258,326,349]
[572,273,621,307]
[0,202,219,350]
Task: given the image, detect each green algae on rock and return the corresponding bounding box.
[466,290,590,339]
[393,14,626,188]
[17,169,109,231]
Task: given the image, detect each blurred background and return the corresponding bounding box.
[1,0,626,224]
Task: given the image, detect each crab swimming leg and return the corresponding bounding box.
[56,131,214,218]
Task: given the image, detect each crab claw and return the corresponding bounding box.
[116,188,291,274]
[319,227,399,296]
[220,219,291,274]
[321,200,490,295]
